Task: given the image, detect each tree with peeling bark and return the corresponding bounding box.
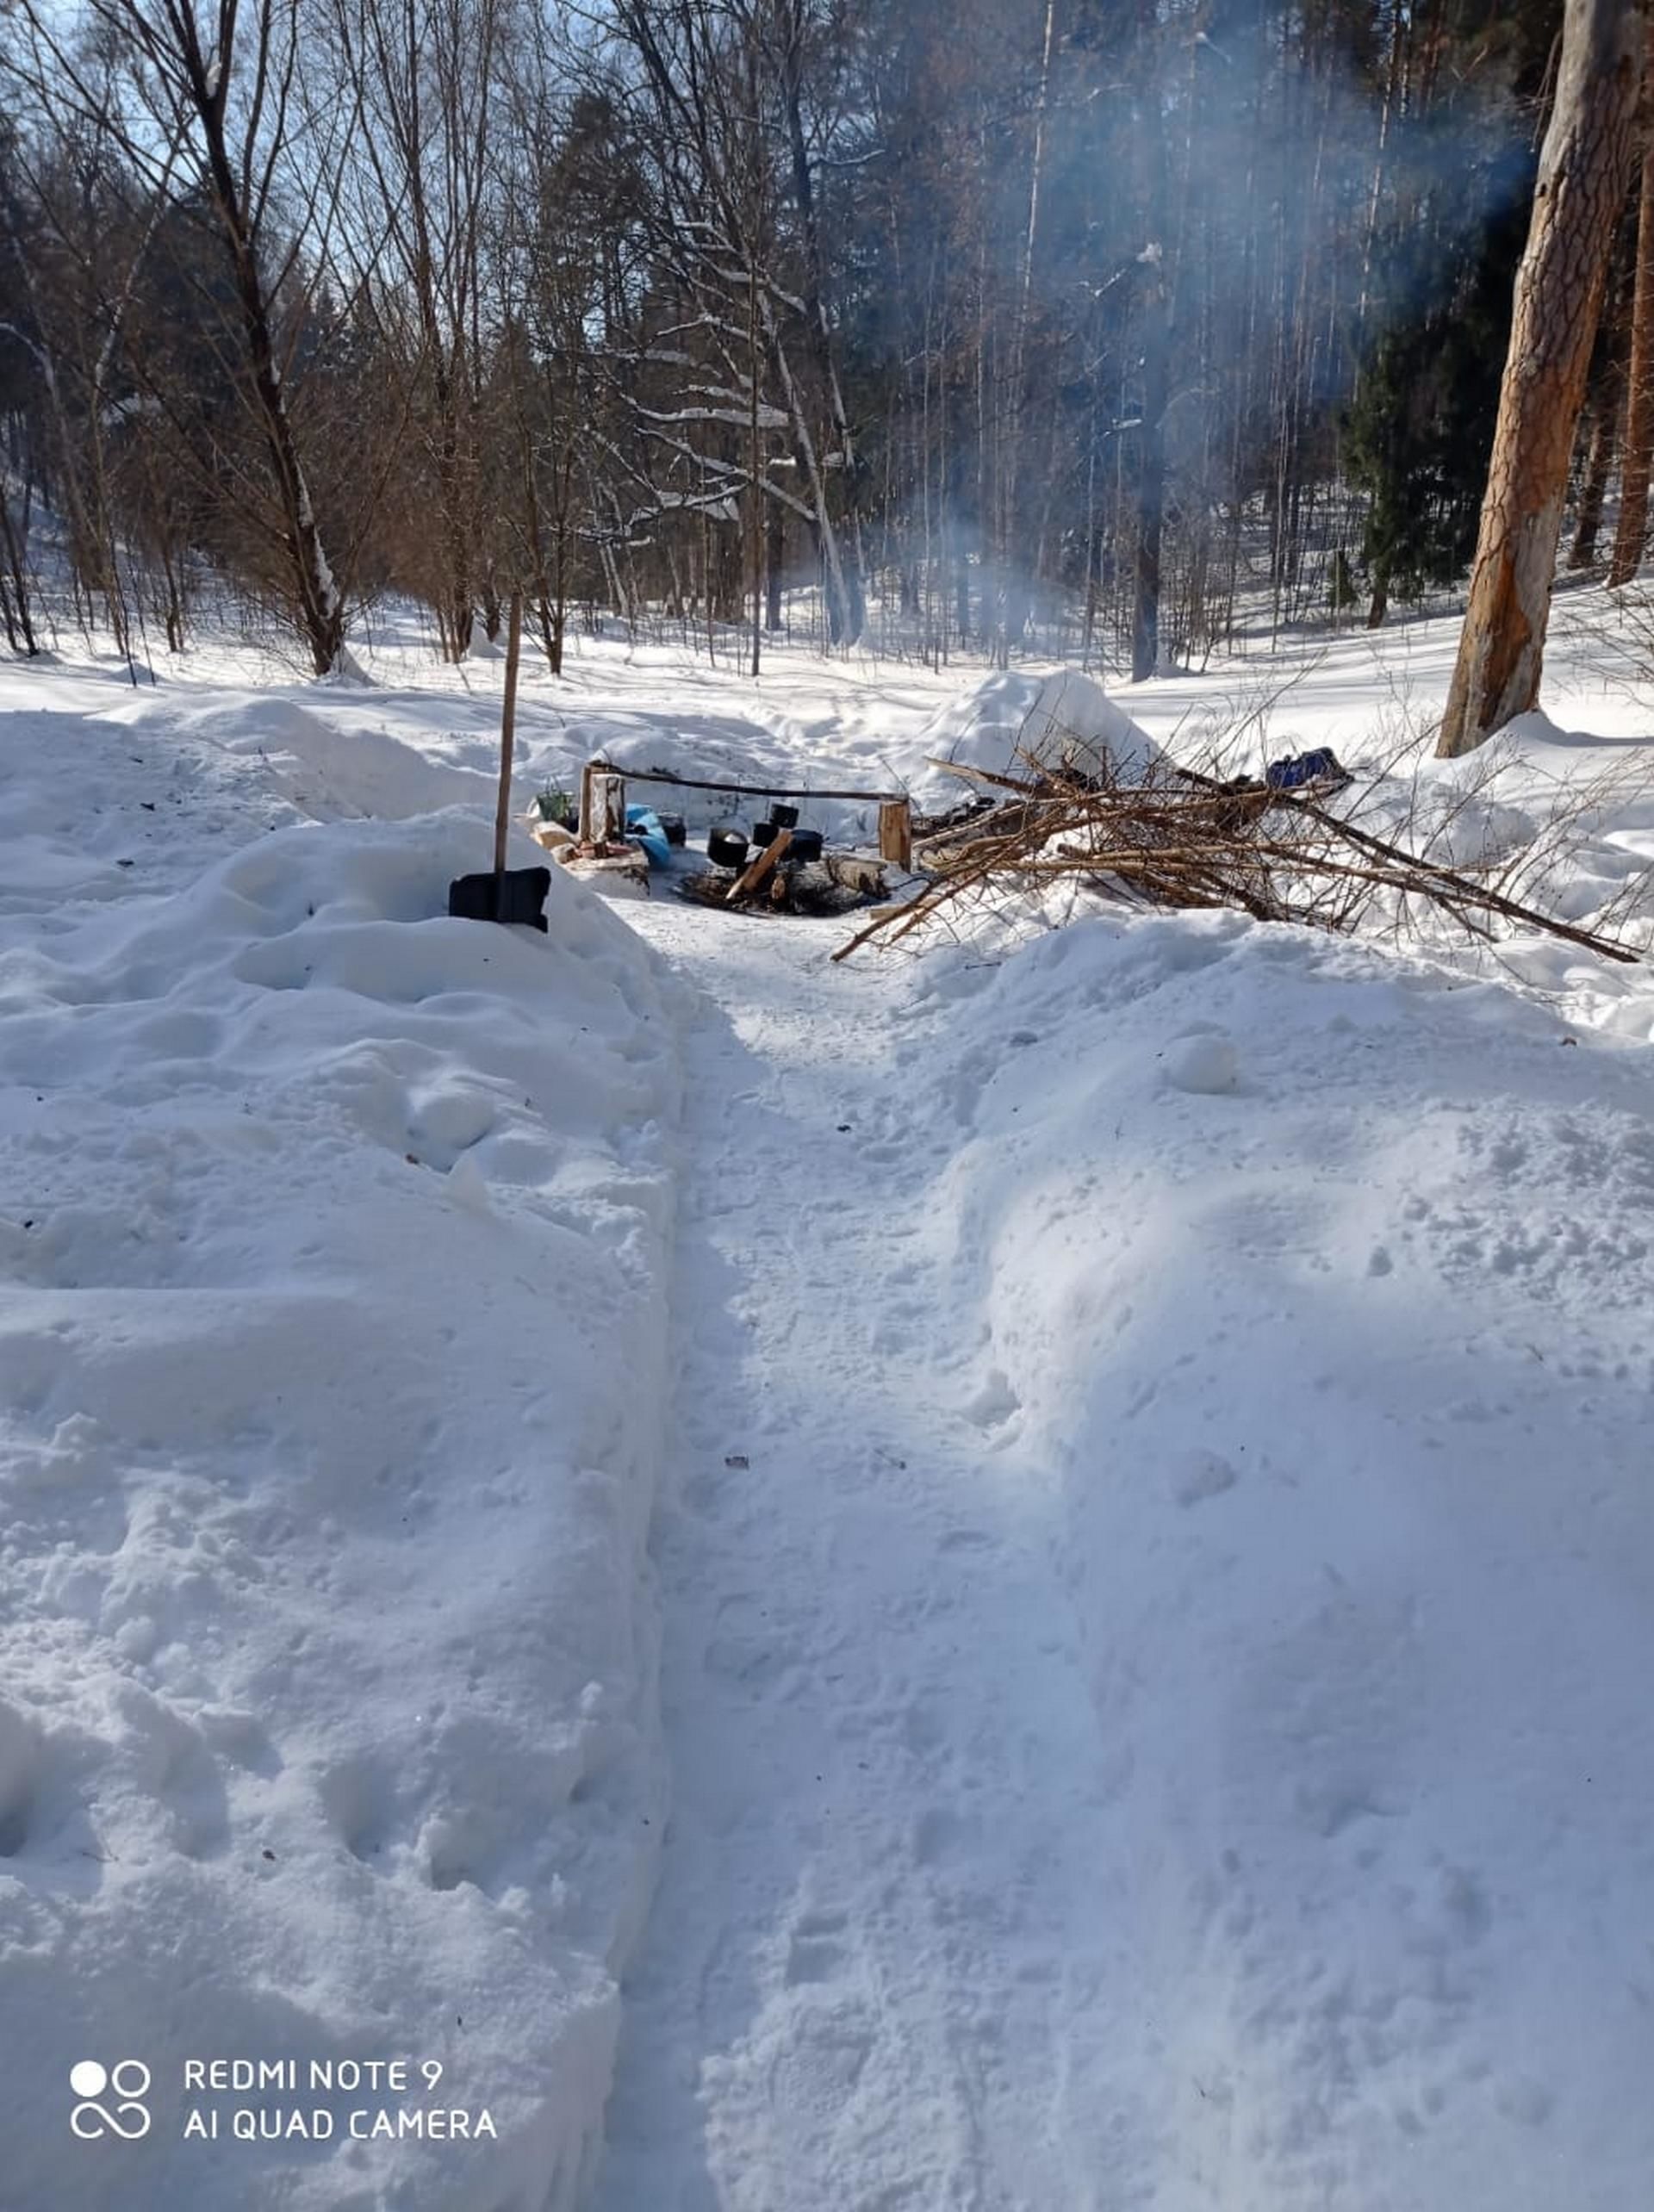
[1438,0,1642,759]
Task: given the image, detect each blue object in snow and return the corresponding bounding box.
[1265,746,1347,791]
[624,805,674,868]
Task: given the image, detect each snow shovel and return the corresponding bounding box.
[448,591,549,932]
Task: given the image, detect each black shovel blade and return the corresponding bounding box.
[448,867,551,932]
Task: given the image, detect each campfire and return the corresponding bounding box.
[546,760,909,916]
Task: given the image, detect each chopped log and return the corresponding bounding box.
[727,825,793,903]
[579,762,628,849]
[878,798,913,870]
[558,848,650,899]
[825,852,887,898]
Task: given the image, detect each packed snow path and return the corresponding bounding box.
[595,907,1125,2212]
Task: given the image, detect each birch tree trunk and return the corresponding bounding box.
[1437,0,1640,757]
[774,0,865,645]
[1132,251,1168,682]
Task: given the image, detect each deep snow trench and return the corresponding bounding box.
[594,907,1117,2212]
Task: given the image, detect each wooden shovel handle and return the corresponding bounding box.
[494,591,525,874]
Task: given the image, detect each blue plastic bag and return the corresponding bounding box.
[625,805,674,869]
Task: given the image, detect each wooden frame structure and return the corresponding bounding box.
[575,758,914,867]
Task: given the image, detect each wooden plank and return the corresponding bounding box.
[726,826,793,903]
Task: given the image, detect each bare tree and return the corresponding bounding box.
[330,0,506,658]
[9,0,360,673]
[600,0,865,647]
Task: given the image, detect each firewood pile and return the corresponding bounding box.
[834,748,1642,966]
[680,843,890,917]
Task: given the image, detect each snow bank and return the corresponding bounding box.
[0,755,681,2208]
[1328,705,1654,983]
[184,695,497,821]
[909,911,1654,2208]
[904,667,1164,814]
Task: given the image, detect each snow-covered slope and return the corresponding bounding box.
[915,915,1654,2209]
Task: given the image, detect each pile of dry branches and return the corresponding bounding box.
[834,751,1643,966]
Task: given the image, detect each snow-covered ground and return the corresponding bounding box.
[1,653,681,2208]
[3,600,1653,2210]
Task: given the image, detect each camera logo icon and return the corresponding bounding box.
[70,2060,152,2141]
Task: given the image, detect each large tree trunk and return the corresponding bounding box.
[1610,26,1654,586]
[1438,0,1640,758]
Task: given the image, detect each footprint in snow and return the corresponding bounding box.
[784,1910,850,1985]
[1168,1448,1239,1507]
[963,1367,1020,1431]
[1162,1030,1239,1095]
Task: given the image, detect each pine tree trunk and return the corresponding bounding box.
[1438,0,1640,756]
[1610,28,1654,586]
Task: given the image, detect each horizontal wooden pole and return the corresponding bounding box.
[594,761,903,805]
